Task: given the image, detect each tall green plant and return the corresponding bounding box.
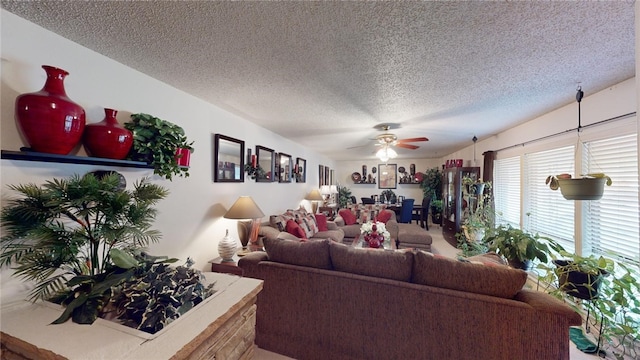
[337,185,353,209]
[126,113,194,180]
[420,167,442,200]
[0,173,169,303]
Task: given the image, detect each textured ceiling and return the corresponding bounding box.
[1,1,635,161]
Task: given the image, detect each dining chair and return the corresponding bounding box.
[412,197,431,230]
[399,198,415,223]
[361,197,375,205]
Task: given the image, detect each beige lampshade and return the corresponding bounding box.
[224,196,265,219]
[305,189,324,201]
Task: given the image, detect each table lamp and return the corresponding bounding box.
[223,196,265,259]
[305,189,324,214]
[330,185,338,205]
[320,185,331,206]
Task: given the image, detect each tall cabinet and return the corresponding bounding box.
[441,166,480,247]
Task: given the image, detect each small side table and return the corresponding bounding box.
[208,256,243,276]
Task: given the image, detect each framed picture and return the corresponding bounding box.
[378,164,397,189]
[319,164,325,186]
[295,158,306,183]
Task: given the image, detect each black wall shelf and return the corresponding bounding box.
[1,150,154,169]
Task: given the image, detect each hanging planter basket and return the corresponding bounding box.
[553,260,607,300]
[557,177,606,200]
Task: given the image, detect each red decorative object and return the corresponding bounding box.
[83,108,133,159]
[175,147,191,166]
[15,65,86,155]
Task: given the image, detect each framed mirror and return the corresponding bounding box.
[295,157,306,183]
[214,134,244,182]
[278,152,292,183]
[256,145,275,182]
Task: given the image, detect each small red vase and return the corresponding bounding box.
[175,147,191,166]
[83,108,133,159]
[15,65,86,155]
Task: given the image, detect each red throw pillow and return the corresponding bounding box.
[315,213,329,231]
[377,210,392,224]
[339,209,357,225]
[286,219,307,239]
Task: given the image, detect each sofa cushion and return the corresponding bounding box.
[329,242,413,282]
[286,219,307,239]
[376,210,393,224]
[315,213,329,231]
[339,209,357,225]
[264,237,332,270]
[411,251,527,299]
[271,208,318,239]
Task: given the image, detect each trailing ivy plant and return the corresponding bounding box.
[0,173,168,324]
[125,113,194,181]
[109,260,215,334]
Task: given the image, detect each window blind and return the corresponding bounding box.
[524,146,575,252]
[494,156,520,228]
[583,134,639,265]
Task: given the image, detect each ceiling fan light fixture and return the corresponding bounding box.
[376,146,397,162]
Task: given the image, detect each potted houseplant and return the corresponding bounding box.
[419,167,442,201]
[460,178,494,242]
[483,224,559,270]
[430,199,443,225]
[538,251,640,359]
[337,185,353,209]
[545,173,612,200]
[380,189,397,204]
[125,113,195,181]
[0,173,170,324]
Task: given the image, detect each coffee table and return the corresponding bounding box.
[351,234,398,250]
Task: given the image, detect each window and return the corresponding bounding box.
[524,146,575,252]
[494,156,520,228]
[583,134,639,265]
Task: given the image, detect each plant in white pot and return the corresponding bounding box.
[545,173,612,200]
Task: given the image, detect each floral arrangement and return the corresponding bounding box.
[360,221,391,248]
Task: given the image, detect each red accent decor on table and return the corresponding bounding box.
[83,108,133,159]
[15,65,86,155]
[175,147,191,166]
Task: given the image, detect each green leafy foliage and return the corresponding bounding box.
[484,224,558,264]
[125,113,194,181]
[537,250,640,359]
[0,173,168,304]
[419,167,442,200]
[337,185,353,209]
[110,262,215,334]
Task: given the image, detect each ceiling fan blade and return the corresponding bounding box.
[397,137,429,143]
[396,143,419,150]
[346,144,370,149]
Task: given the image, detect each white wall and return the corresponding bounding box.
[334,158,442,202]
[0,10,334,272]
[442,78,637,172]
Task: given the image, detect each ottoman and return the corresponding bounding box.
[397,223,432,251]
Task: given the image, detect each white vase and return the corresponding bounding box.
[218,229,237,262]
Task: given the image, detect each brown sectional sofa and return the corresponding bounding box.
[239,238,582,360]
[335,206,432,251]
[258,208,345,244]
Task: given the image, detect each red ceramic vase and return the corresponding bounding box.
[15,65,86,155]
[83,108,133,159]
